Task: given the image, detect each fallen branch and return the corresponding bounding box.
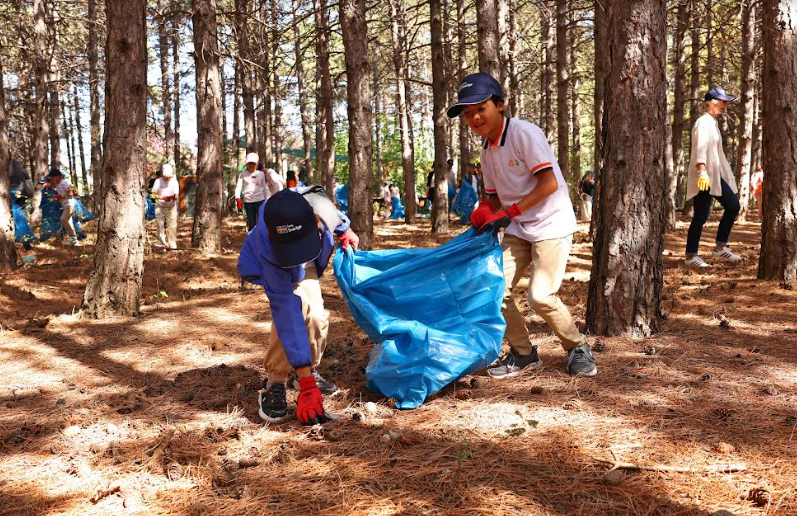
[142,428,175,469]
[90,485,120,504]
[597,458,746,473]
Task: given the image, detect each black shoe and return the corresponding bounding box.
[487,347,543,379]
[258,383,288,422]
[292,370,339,395]
[565,343,597,376]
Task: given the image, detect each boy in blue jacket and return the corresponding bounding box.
[238,188,358,424]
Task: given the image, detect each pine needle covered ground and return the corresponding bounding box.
[0,215,795,516]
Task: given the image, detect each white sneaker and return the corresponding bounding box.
[684,255,711,268]
[712,247,742,262]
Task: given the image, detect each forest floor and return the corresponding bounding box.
[0,213,796,516]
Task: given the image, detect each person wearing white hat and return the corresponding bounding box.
[236,152,269,232]
[151,163,180,249]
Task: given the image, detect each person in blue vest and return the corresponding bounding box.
[238,188,359,424]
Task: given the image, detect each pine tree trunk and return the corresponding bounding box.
[541,2,555,140]
[158,0,174,161]
[593,0,607,173]
[688,0,701,128]
[389,0,416,222]
[508,0,519,117]
[586,0,667,337]
[496,0,510,102]
[315,0,336,197]
[49,84,62,170]
[735,0,756,222]
[81,0,147,318]
[271,0,283,174]
[61,98,77,188]
[758,0,797,281]
[555,0,570,179]
[235,0,256,152]
[172,17,181,168]
[340,0,374,247]
[88,0,102,208]
[72,87,89,195]
[292,0,313,184]
[475,0,501,78]
[31,0,50,223]
[672,0,688,212]
[0,53,17,270]
[456,0,469,185]
[230,62,241,201]
[190,0,224,253]
[373,63,384,182]
[569,7,580,178]
[430,0,449,234]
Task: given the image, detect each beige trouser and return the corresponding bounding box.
[501,233,586,353]
[265,264,329,383]
[60,202,77,239]
[156,202,178,249]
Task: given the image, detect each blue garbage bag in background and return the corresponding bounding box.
[146,195,156,220]
[334,228,506,409]
[451,180,479,223]
[388,197,405,219]
[12,193,37,245]
[335,183,349,215]
[39,188,94,241]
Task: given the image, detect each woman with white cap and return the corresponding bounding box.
[684,87,742,268]
[151,163,180,250]
[236,152,269,232]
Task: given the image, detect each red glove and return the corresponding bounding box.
[236,198,243,212]
[297,376,328,425]
[339,228,359,252]
[54,194,63,201]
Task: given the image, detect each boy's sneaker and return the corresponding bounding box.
[712,247,742,262]
[684,255,711,268]
[565,343,597,377]
[258,383,289,422]
[292,370,339,395]
[487,347,543,379]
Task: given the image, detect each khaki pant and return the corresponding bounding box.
[501,233,586,353]
[60,202,77,239]
[264,263,329,383]
[156,202,178,249]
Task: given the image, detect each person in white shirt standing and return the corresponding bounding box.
[236,153,269,232]
[44,169,80,246]
[684,87,741,268]
[151,163,180,250]
[448,72,596,378]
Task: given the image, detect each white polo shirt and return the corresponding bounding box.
[480,117,577,242]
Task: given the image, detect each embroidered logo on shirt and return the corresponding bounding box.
[276,224,303,234]
[508,159,521,167]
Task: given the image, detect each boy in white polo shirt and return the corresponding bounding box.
[447,72,596,378]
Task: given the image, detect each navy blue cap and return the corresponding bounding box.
[704,87,735,102]
[40,168,63,184]
[447,72,504,118]
[262,189,321,268]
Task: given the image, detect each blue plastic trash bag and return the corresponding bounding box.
[335,183,349,215]
[12,193,37,246]
[146,195,156,220]
[334,228,506,409]
[74,198,95,222]
[451,180,479,223]
[39,188,93,241]
[448,184,457,208]
[389,197,405,219]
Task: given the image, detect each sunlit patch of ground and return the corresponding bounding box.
[0,213,794,515]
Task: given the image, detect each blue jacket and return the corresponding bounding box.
[237,199,350,369]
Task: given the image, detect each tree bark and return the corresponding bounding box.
[496,0,510,104]
[475,0,501,78]
[593,0,607,174]
[172,16,182,168]
[758,0,797,281]
[586,0,667,337]
[430,0,449,234]
[190,0,224,253]
[507,0,519,117]
[735,0,756,222]
[340,0,374,247]
[373,63,384,182]
[389,0,416,222]
[31,0,50,222]
[671,0,688,214]
[81,0,147,318]
[158,0,174,161]
[235,0,256,152]
[0,52,17,270]
[555,0,570,179]
[271,0,283,174]
[456,0,470,188]
[88,0,102,207]
[49,83,62,170]
[61,98,77,188]
[292,0,313,183]
[541,1,555,139]
[569,4,580,178]
[72,86,89,195]
[315,0,335,197]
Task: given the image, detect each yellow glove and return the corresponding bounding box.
[697,172,710,192]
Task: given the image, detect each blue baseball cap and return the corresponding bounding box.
[704,86,735,102]
[447,72,504,118]
[262,189,321,268]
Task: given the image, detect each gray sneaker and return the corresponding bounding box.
[487,348,543,379]
[291,370,339,395]
[565,343,597,376]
